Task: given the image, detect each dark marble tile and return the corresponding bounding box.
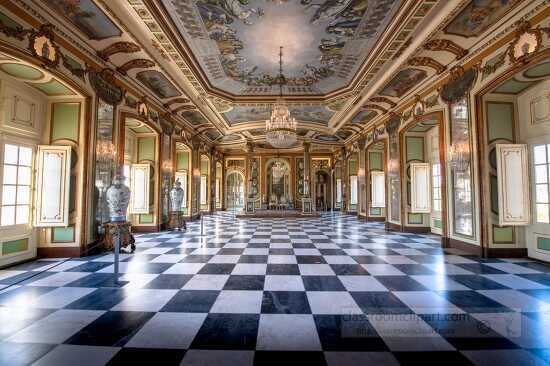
[261,291,311,314]
[160,290,219,313]
[314,314,388,351]
[107,348,185,365]
[351,292,414,314]
[191,313,259,350]
[302,276,346,292]
[65,311,154,347]
[439,291,514,313]
[223,275,265,291]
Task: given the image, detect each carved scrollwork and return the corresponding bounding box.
[117,59,155,75]
[0,18,30,40]
[508,21,542,64]
[28,24,60,69]
[97,41,140,61]
[369,96,397,108]
[440,65,478,104]
[362,104,388,114]
[164,98,191,108]
[408,57,446,74]
[424,39,468,60]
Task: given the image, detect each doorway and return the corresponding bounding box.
[226,170,244,210]
[0,56,86,266]
[477,58,550,260]
[121,116,160,231]
[400,113,447,236]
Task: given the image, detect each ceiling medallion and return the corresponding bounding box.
[265,47,297,149]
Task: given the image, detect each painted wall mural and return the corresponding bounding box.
[380,68,427,98]
[445,0,521,38]
[162,0,402,95]
[47,0,121,40]
[136,71,181,99]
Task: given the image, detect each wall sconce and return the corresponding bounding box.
[162,160,173,174]
[388,159,399,175]
[449,141,470,172]
[97,140,116,163]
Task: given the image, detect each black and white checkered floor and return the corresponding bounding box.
[2,211,550,365]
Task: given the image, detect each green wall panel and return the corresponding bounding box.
[408,213,423,224]
[537,237,550,251]
[2,238,28,255]
[177,151,189,171]
[31,80,74,96]
[434,219,442,229]
[51,103,79,142]
[493,226,514,243]
[369,152,383,171]
[406,137,424,162]
[348,160,357,174]
[138,137,155,161]
[201,159,209,174]
[370,207,381,216]
[52,227,75,242]
[0,63,43,80]
[487,102,514,142]
[139,214,154,224]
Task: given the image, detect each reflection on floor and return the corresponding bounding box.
[1,212,550,366]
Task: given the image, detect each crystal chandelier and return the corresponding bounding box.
[266,47,297,149]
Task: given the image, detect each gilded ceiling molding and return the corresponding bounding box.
[163,98,191,108]
[28,24,60,69]
[408,56,446,74]
[440,65,478,105]
[369,97,397,108]
[0,18,30,40]
[97,41,140,61]
[117,59,155,75]
[362,104,388,114]
[507,20,545,65]
[423,39,468,60]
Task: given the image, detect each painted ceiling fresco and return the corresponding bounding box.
[182,110,209,126]
[161,0,402,95]
[379,68,427,98]
[222,104,335,125]
[136,71,181,99]
[351,109,377,124]
[444,0,521,38]
[47,0,121,40]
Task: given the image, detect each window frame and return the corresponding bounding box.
[0,141,34,229]
[533,143,550,224]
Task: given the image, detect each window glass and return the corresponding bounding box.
[350,176,358,205]
[1,144,33,226]
[336,179,342,204]
[450,98,474,237]
[200,175,207,205]
[534,144,550,223]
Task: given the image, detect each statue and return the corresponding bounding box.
[170,179,184,212]
[106,174,130,222]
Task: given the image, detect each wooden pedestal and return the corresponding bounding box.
[169,211,187,231]
[102,222,135,252]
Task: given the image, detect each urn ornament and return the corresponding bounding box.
[106,174,131,222]
[170,179,184,212]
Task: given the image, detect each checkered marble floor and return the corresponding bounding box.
[2,212,550,366]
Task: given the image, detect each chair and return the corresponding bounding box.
[269,193,278,210]
[278,195,288,210]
